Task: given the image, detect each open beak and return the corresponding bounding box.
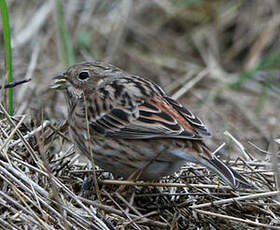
[51,72,67,89]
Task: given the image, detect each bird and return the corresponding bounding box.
[52,61,250,189]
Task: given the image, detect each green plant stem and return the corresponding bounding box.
[0,0,13,115]
[230,51,280,89]
[55,0,75,66]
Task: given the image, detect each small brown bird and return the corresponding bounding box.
[53,61,250,189]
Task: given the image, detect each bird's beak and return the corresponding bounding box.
[51,72,67,89]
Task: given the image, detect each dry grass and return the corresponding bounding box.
[1,0,280,229]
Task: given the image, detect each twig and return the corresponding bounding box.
[235,161,278,167]
[224,130,252,161]
[123,211,160,228]
[100,179,259,191]
[78,197,169,228]
[0,115,26,164]
[13,1,54,47]
[0,103,38,163]
[248,141,271,155]
[0,160,48,197]
[194,209,280,230]
[104,191,141,230]
[165,70,194,94]
[191,190,280,209]
[9,120,51,147]
[212,142,226,155]
[114,192,143,217]
[172,69,208,100]
[0,79,31,89]
[272,150,280,194]
[84,94,102,205]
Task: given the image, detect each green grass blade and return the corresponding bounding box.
[55,0,75,66]
[230,51,280,89]
[0,0,13,115]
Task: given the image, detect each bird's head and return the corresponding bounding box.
[52,61,120,98]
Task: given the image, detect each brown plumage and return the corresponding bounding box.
[52,61,251,189]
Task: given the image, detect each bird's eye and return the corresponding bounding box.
[78,72,89,80]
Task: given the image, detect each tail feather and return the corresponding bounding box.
[204,156,252,189]
[227,165,253,188]
[177,141,253,189]
[203,156,238,189]
[197,143,253,189]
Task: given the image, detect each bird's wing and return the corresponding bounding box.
[86,77,211,139]
[163,96,211,136]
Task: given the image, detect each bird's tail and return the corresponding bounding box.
[174,141,253,189]
[202,155,252,189]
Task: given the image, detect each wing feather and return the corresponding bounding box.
[165,96,211,136]
[88,77,210,139]
[90,102,203,139]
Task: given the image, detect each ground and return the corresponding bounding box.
[0,1,280,229]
